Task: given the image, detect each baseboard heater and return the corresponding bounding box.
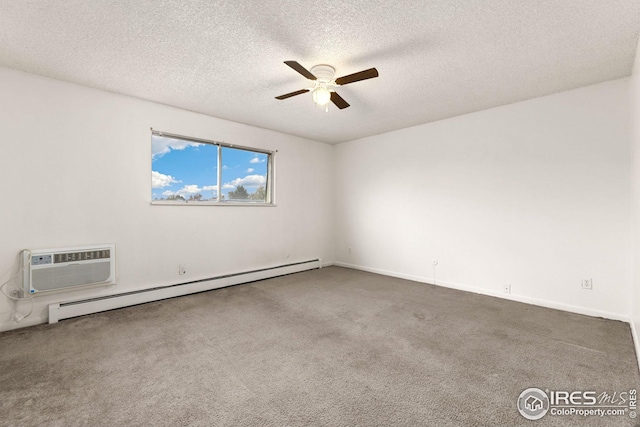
[48,259,321,324]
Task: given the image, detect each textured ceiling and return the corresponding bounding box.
[1,1,639,144]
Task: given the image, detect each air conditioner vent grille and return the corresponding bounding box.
[32,262,111,292]
[54,249,111,264]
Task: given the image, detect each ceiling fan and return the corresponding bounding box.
[275,61,379,110]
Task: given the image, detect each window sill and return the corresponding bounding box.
[150,201,277,207]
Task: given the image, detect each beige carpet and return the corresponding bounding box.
[0,266,638,426]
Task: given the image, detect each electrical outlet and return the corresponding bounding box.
[503,284,511,294]
[581,279,593,290]
[348,247,352,254]
[179,264,186,275]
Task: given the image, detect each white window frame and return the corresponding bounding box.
[151,129,276,206]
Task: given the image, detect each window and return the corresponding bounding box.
[151,130,275,205]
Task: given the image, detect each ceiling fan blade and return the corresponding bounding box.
[335,68,379,85]
[284,61,317,80]
[275,89,310,100]
[330,92,350,109]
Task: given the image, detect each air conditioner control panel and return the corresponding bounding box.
[31,254,52,266]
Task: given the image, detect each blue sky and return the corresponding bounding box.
[151,135,267,201]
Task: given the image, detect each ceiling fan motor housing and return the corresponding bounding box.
[310,64,336,84]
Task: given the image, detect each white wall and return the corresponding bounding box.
[335,79,632,320]
[631,38,640,362]
[0,67,334,331]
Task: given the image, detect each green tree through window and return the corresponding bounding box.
[228,185,249,200]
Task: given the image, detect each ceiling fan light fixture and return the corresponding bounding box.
[312,87,331,106]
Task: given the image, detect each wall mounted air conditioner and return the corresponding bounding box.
[23,244,116,295]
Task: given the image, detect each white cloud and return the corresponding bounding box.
[249,157,265,164]
[222,174,266,189]
[152,171,180,188]
[178,185,201,195]
[152,136,202,159]
[246,168,254,173]
[202,185,218,193]
[163,184,210,197]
